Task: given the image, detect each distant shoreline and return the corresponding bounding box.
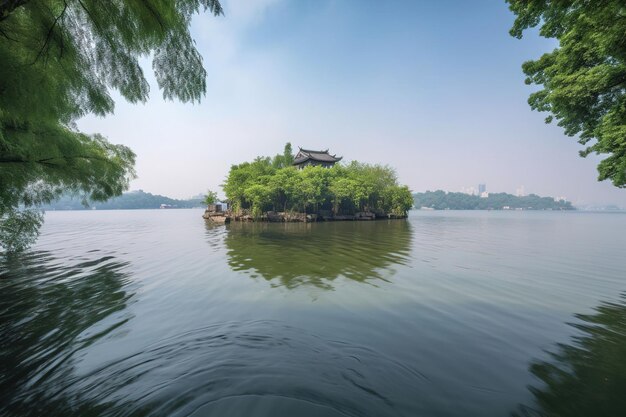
[44,207,205,211]
[413,190,575,211]
[414,207,574,211]
[40,190,205,211]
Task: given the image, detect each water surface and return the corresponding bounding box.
[1,210,625,416]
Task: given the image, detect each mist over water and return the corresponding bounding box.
[1,210,625,416]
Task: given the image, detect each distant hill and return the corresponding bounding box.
[413,190,575,211]
[41,190,206,210]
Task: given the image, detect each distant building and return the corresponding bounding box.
[461,186,477,196]
[478,184,486,194]
[516,185,525,197]
[293,148,342,169]
[480,191,489,198]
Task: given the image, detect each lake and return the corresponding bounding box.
[1,209,625,416]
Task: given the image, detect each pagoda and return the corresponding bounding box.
[292,148,342,169]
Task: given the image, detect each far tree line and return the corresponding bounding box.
[413,190,574,211]
[41,190,206,211]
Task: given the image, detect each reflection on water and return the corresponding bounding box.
[222,220,412,289]
[0,251,134,416]
[514,293,626,417]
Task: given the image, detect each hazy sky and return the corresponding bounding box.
[78,0,626,206]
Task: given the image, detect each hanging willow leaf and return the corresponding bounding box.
[0,0,223,251]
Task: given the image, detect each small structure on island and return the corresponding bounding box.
[207,202,228,212]
[203,201,230,223]
[293,148,342,169]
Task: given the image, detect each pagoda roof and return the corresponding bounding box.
[293,148,343,165]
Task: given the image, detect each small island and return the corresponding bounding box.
[204,144,413,223]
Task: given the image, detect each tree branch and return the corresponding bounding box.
[0,154,110,164]
[32,1,68,64]
[0,25,17,41]
[0,0,29,22]
[139,0,165,31]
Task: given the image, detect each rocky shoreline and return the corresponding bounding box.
[202,209,407,223]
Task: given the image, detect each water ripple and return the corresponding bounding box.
[0,251,135,417]
[48,320,429,417]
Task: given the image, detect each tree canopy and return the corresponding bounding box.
[0,0,223,251]
[204,190,218,205]
[508,0,626,187]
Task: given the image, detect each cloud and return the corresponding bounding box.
[192,0,284,63]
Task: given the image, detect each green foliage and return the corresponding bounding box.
[413,190,574,210]
[328,177,353,214]
[223,146,413,217]
[0,0,223,251]
[0,209,44,252]
[508,0,626,187]
[222,156,275,214]
[0,128,136,251]
[0,0,224,123]
[271,142,294,168]
[244,184,273,218]
[268,167,299,211]
[204,190,218,205]
[283,142,294,166]
[1,131,136,208]
[386,185,414,216]
[299,166,331,213]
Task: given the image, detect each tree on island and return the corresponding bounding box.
[508,1,626,187]
[204,190,219,206]
[222,145,414,219]
[0,0,223,252]
[271,142,295,169]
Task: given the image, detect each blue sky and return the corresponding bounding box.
[79,0,626,206]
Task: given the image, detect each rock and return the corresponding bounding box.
[355,211,375,220]
[203,208,231,223]
[267,211,284,222]
[333,215,356,221]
